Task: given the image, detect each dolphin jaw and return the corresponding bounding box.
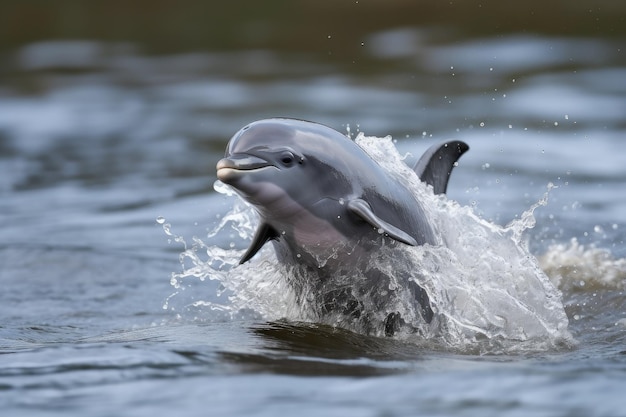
[216,154,272,170]
[216,155,275,183]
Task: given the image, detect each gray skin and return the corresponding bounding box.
[217,118,468,335]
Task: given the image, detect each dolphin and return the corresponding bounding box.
[216,118,468,335]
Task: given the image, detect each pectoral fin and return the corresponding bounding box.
[413,140,469,194]
[347,199,418,246]
[239,223,279,264]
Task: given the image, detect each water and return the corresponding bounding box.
[1,1,626,416]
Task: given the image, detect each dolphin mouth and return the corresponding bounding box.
[216,154,273,182]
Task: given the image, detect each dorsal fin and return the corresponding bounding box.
[413,140,469,194]
[239,223,279,264]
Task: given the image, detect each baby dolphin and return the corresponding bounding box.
[217,118,468,336]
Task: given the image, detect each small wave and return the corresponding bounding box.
[539,238,626,292]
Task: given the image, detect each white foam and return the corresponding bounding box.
[539,238,626,292]
[356,135,572,350]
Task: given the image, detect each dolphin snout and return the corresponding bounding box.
[216,154,270,171]
[217,154,273,184]
[216,158,235,171]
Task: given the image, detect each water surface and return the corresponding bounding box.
[1,1,625,416]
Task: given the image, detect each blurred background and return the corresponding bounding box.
[0,0,625,254]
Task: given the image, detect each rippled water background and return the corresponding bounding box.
[1,1,625,416]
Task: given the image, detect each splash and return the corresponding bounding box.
[159,186,310,323]
[539,238,626,292]
[164,134,573,352]
[356,134,572,351]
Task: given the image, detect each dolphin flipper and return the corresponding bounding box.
[413,140,469,194]
[240,223,279,264]
[347,199,418,246]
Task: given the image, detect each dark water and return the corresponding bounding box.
[1,1,625,416]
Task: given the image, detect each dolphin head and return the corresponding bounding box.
[217,119,358,220]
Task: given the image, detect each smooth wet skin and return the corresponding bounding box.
[217,118,468,334]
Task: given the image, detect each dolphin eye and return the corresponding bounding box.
[279,151,295,166]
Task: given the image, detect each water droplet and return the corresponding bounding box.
[564,114,569,120]
[479,122,485,127]
[156,216,165,224]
